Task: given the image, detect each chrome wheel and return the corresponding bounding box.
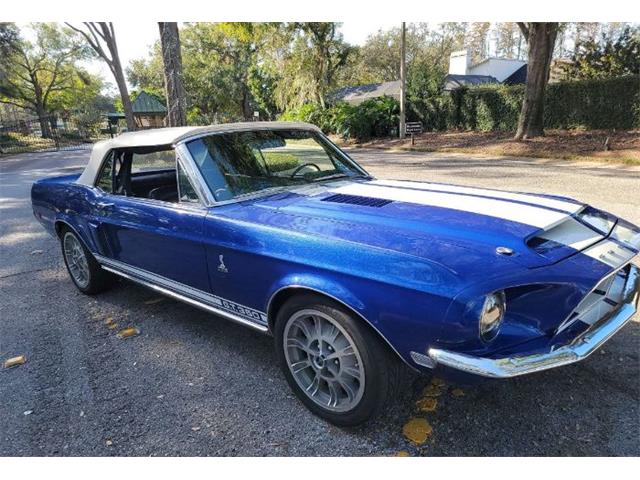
[63,232,90,288]
[283,309,365,412]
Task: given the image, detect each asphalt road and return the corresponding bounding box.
[1,148,639,456]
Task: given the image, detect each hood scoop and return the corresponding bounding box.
[322,193,393,208]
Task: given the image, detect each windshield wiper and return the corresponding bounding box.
[312,173,351,183]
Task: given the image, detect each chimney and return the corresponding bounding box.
[449,50,470,75]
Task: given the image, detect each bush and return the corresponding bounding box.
[280,96,399,141]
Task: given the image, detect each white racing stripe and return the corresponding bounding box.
[332,182,570,229]
[581,240,636,268]
[538,218,604,251]
[372,179,582,214]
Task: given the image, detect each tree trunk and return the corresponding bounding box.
[158,22,187,127]
[515,23,558,140]
[106,42,136,131]
[32,79,51,138]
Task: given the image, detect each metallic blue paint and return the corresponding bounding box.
[31,156,639,379]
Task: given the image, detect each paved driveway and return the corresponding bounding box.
[1,149,638,456]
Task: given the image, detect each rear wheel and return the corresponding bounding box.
[275,293,400,426]
[60,227,112,294]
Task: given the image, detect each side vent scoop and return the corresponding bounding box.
[322,194,392,208]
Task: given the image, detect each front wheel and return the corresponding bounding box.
[274,294,400,426]
[60,228,112,294]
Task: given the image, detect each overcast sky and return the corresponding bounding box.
[21,22,401,92]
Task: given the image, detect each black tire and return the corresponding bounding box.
[59,227,113,295]
[274,293,401,427]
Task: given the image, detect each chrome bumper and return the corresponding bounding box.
[423,263,639,379]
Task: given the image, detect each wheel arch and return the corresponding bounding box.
[266,285,415,371]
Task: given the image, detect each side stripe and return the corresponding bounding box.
[95,255,269,331]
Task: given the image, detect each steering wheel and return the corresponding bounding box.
[290,163,321,178]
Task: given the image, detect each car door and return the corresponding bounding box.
[90,147,210,292]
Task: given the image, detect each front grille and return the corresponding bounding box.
[322,193,393,208]
[557,263,632,333]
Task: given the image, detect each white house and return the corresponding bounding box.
[444,50,527,90]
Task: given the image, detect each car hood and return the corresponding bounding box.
[231,178,626,274]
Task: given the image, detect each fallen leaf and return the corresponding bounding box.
[3,355,27,369]
[104,317,115,325]
[105,440,113,446]
[107,322,119,330]
[144,297,165,305]
[394,450,411,457]
[421,384,442,398]
[416,397,438,412]
[117,327,140,339]
[156,395,164,399]
[23,410,33,416]
[402,417,433,444]
[451,388,465,398]
[191,426,201,432]
[431,377,446,387]
[30,250,43,255]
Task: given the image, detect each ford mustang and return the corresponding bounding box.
[31,122,640,426]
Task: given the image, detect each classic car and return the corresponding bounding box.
[31,122,639,426]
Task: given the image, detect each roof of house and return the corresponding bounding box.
[132,91,167,114]
[503,64,528,85]
[330,80,401,104]
[75,122,321,186]
[443,74,499,91]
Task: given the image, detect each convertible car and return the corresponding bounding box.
[31,122,639,426]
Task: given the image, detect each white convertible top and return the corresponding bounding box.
[76,121,320,186]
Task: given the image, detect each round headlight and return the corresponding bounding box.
[479,291,506,341]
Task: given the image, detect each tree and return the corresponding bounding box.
[158,22,187,126]
[495,23,525,59]
[565,25,639,80]
[514,22,559,140]
[0,23,85,137]
[466,23,491,63]
[66,22,136,130]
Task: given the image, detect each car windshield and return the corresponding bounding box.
[185,129,366,201]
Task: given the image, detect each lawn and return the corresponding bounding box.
[339,129,640,166]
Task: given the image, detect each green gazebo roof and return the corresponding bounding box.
[132,91,167,114]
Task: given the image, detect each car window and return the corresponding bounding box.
[177,160,200,203]
[131,149,176,173]
[186,130,365,201]
[95,152,114,192]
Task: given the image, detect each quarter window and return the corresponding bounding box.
[95,152,114,192]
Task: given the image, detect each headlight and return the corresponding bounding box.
[479,291,506,341]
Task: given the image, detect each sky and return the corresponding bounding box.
[20,22,401,93]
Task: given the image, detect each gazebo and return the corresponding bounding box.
[132,91,167,128]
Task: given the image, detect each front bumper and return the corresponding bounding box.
[419,263,639,379]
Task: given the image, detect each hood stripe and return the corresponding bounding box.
[331,182,570,229]
[372,180,582,214]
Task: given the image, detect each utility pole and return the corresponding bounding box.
[399,22,406,139]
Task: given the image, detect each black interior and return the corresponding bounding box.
[109,147,180,203]
[130,169,178,202]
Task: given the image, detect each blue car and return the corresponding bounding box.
[31,122,639,426]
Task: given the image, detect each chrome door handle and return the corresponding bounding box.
[96,201,115,210]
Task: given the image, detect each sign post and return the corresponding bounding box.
[405,122,423,146]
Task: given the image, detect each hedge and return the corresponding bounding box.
[430,75,640,132]
[282,75,639,140]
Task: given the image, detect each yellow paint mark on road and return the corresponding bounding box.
[394,450,412,457]
[144,297,165,305]
[3,355,27,369]
[117,327,140,339]
[416,396,438,412]
[451,388,465,398]
[422,384,443,397]
[402,417,433,444]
